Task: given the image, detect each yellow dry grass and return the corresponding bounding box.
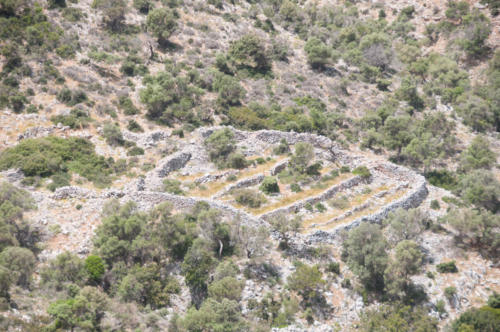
[238,155,287,179]
[302,185,390,228]
[243,173,353,215]
[188,180,228,197]
[382,188,409,204]
[185,156,287,197]
[176,173,205,182]
[313,187,409,232]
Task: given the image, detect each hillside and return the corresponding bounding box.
[0,0,499,331]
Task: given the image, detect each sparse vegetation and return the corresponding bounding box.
[0,0,499,329]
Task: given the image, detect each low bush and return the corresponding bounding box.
[273,139,290,155]
[424,170,457,190]
[127,119,143,132]
[233,189,266,208]
[57,87,87,106]
[227,153,248,169]
[259,177,280,195]
[444,286,457,301]
[451,305,500,332]
[163,179,184,195]
[290,183,302,192]
[352,166,371,179]
[119,96,140,115]
[430,200,440,210]
[326,261,340,274]
[0,136,115,187]
[102,123,125,146]
[127,146,144,156]
[50,109,91,129]
[436,261,458,273]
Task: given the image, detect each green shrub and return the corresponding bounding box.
[47,172,71,191]
[436,261,458,273]
[287,264,325,303]
[163,179,184,195]
[458,11,491,58]
[455,170,499,212]
[0,136,114,187]
[119,96,140,115]
[488,292,500,309]
[273,139,290,155]
[127,146,144,156]
[9,94,26,113]
[290,183,302,192]
[227,34,271,76]
[85,255,105,283]
[329,196,349,210]
[259,177,280,195]
[172,129,184,137]
[430,200,440,210]
[56,87,87,106]
[451,305,500,332]
[304,37,332,70]
[227,153,248,169]
[315,203,326,212]
[352,166,371,179]
[444,286,457,301]
[204,128,240,168]
[48,0,66,9]
[326,261,340,274]
[425,170,457,190]
[62,7,84,22]
[51,109,91,129]
[127,120,143,132]
[0,246,36,288]
[213,73,245,107]
[146,8,178,45]
[102,123,125,146]
[140,71,203,125]
[359,33,393,71]
[233,189,266,208]
[133,0,152,14]
[290,142,314,174]
[306,162,322,176]
[459,136,496,172]
[360,304,438,331]
[207,276,244,302]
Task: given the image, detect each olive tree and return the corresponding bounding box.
[360,33,393,71]
[304,37,332,70]
[342,223,388,292]
[455,169,500,212]
[459,136,496,172]
[146,8,178,45]
[228,34,271,75]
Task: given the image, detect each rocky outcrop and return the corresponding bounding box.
[52,186,97,200]
[122,130,170,148]
[157,151,192,177]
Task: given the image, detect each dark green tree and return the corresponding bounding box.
[304,37,332,70]
[342,223,388,291]
[146,8,178,45]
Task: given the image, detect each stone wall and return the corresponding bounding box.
[261,175,364,221]
[308,171,428,243]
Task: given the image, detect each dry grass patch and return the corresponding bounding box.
[244,173,353,215]
[314,187,409,232]
[188,180,229,197]
[238,155,287,179]
[302,185,390,229]
[175,173,205,182]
